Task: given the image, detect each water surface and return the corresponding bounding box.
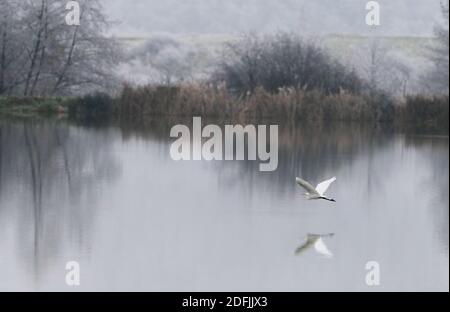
[0,118,448,291]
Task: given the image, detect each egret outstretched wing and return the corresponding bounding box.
[315,177,336,196]
[296,178,318,195]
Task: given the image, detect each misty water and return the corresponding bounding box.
[0,117,448,292]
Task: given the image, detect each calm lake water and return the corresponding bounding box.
[0,118,448,292]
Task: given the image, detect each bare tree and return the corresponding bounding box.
[213,32,364,95]
[224,33,265,94]
[0,1,9,94]
[49,0,122,95]
[23,0,49,96]
[0,0,27,95]
[0,0,121,96]
[425,1,449,94]
[131,34,202,86]
[353,38,413,97]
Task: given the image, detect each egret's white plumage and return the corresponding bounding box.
[295,233,334,258]
[315,177,337,196]
[296,177,337,202]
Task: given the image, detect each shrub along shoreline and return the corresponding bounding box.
[1,84,448,132]
[0,96,71,117]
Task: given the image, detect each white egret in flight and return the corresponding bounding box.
[296,177,337,202]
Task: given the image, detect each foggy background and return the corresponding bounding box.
[103,0,444,37]
[1,0,447,96]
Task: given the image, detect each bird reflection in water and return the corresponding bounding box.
[295,233,335,258]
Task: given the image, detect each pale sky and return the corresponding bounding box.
[102,0,445,37]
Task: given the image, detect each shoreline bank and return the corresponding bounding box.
[1,86,448,133]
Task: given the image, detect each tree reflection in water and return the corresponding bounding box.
[0,119,121,283]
